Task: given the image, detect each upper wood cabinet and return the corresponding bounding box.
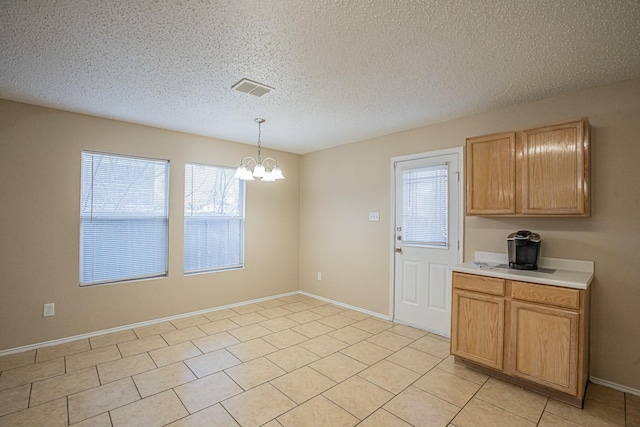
[465,132,516,215]
[520,120,590,215]
[465,118,590,217]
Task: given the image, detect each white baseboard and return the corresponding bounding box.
[392,318,450,339]
[589,376,640,397]
[5,292,638,399]
[0,291,299,357]
[297,291,390,321]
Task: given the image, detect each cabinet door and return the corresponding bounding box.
[520,119,590,216]
[509,301,579,395]
[466,132,516,215]
[451,289,504,370]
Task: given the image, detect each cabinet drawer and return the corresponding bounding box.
[453,273,505,296]
[511,281,580,310]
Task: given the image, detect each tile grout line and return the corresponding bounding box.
[268,326,435,425]
[1,299,626,426]
[213,307,376,425]
[445,372,490,427]
[472,393,544,426]
[373,353,455,426]
[538,398,551,426]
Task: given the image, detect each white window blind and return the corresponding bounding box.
[80,152,169,286]
[402,163,449,247]
[184,163,244,274]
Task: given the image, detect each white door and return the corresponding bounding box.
[393,149,462,337]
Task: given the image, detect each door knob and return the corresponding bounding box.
[395,247,402,253]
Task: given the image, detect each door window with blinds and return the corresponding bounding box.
[184,163,244,274]
[401,163,449,247]
[80,152,169,286]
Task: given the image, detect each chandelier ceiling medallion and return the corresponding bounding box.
[235,118,284,182]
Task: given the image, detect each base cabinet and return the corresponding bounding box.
[451,272,589,406]
[451,290,504,370]
[509,301,579,395]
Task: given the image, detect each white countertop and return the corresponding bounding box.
[451,252,594,290]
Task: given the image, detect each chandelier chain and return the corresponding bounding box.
[257,120,262,161]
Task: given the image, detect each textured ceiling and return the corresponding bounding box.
[1,1,639,154]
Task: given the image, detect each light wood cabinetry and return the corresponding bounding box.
[509,300,579,394]
[511,280,580,309]
[465,118,590,217]
[451,289,505,370]
[521,120,590,215]
[465,132,516,215]
[451,272,590,406]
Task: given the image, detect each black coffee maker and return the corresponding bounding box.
[507,230,541,270]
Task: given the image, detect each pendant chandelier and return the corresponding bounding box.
[235,118,284,182]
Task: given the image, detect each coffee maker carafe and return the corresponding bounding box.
[507,230,541,270]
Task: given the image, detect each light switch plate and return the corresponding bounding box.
[43,303,55,317]
[368,212,380,221]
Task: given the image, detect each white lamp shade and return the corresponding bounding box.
[262,170,276,181]
[235,165,248,179]
[252,163,266,178]
[272,166,285,180]
[236,166,254,180]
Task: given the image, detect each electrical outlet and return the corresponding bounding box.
[43,303,55,317]
[368,212,380,221]
[317,272,322,281]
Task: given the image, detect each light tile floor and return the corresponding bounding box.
[0,294,637,426]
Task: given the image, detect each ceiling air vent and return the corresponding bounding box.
[231,78,274,97]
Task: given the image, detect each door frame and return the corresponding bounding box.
[389,146,465,327]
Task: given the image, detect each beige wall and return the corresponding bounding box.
[299,78,640,390]
[0,99,300,351]
[2,77,639,391]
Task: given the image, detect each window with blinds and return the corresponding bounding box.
[80,152,169,286]
[184,163,245,274]
[401,163,449,247]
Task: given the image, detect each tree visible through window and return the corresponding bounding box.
[80,152,169,286]
[184,163,245,273]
